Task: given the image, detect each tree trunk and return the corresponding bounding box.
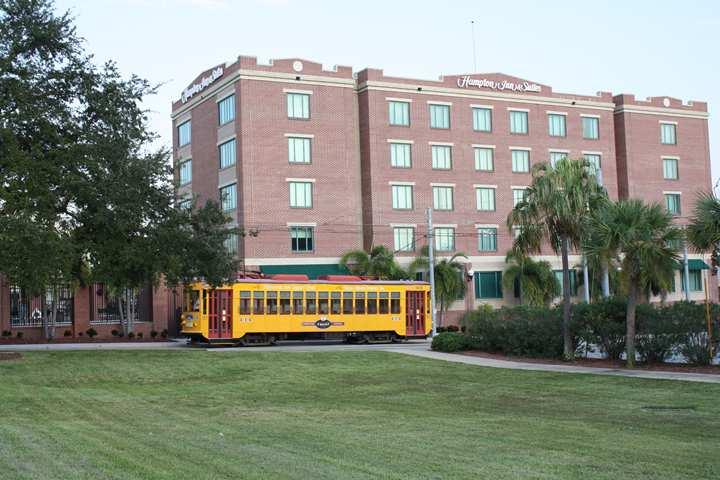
[118,292,128,336]
[561,237,573,360]
[48,285,57,341]
[438,299,444,329]
[626,282,638,368]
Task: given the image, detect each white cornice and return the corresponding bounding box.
[614,105,709,119]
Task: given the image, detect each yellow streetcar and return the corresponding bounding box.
[181,274,431,345]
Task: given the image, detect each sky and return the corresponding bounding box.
[55,0,720,184]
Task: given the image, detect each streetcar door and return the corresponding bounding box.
[208,289,233,339]
[405,291,425,336]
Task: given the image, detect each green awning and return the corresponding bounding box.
[675,259,710,270]
[259,264,349,279]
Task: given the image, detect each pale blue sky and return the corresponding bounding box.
[56,0,719,183]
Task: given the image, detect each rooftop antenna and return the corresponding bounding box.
[471,20,477,73]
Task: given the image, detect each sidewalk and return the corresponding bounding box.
[389,347,720,384]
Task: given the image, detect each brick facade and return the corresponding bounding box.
[169,55,715,320]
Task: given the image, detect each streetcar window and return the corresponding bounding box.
[342,292,353,314]
[186,289,200,311]
[292,291,304,314]
[306,291,317,314]
[331,292,341,315]
[202,290,208,315]
[252,291,264,314]
[379,292,389,314]
[354,292,365,314]
[391,292,401,314]
[367,292,378,314]
[267,291,278,314]
[279,291,291,315]
[318,292,329,314]
[239,291,251,314]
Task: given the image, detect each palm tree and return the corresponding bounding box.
[508,157,607,359]
[339,245,408,280]
[584,199,682,368]
[408,246,467,327]
[502,251,560,307]
[687,191,720,269]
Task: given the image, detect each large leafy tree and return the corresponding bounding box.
[584,200,682,367]
[687,191,720,269]
[502,251,559,307]
[339,246,408,280]
[408,246,467,327]
[0,0,236,336]
[508,158,606,359]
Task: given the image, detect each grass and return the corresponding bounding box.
[0,350,719,479]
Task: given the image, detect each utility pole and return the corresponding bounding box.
[582,256,590,303]
[427,208,437,337]
[683,243,691,301]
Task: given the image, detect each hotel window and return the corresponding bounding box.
[511,149,530,173]
[434,227,455,252]
[681,270,703,292]
[476,187,496,211]
[219,183,237,211]
[582,116,599,139]
[512,226,523,239]
[224,232,238,256]
[433,186,453,211]
[549,151,567,167]
[665,193,681,215]
[584,153,601,173]
[431,145,452,169]
[391,184,413,210]
[218,138,236,169]
[509,110,528,134]
[475,271,503,299]
[472,107,492,132]
[388,101,410,126]
[554,270,578,295]
[548,113,566,137]
[287,93,310,119]
[177,120,191,147]
[660,123,677,145]
[290,226,314,253]
[288,137,311,164]
[218,95,235,125]
[663,158,679,180]
[178,198,191,210]
[474,147,494,171]
[289,182,313,208]
[390,142,411,168]
[429,104,450,129]
[512,188,527,207]
[179,159,192,185]
[477,227,497,252]
[393,227,415,252]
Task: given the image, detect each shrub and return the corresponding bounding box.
[1,330,11,338]
[161,329,168,338]
[16,331,23,339]
[136,332,143,339]
[636,304,680,363]
[86,328,97,338]
[78,331,83,336]
[665,301,719,365]
[111,329,119,337]
[150,330,158,339]
[463,305,566,358]
[63,330,72,337]
[128,332,135,339]
[431,332,473,352]
[572,298,626,360]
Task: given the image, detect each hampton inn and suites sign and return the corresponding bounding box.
[181,66,224,103]
[456,75,542,93]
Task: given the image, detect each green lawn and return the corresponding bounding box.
[0,350,718,479]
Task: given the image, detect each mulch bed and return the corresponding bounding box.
[0,352,22,361]
[0,338,171,345]
[461,350,720,375]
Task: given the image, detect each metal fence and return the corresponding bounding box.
[10,285,74,328]
[89,284,152,325]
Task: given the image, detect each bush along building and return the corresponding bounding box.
[170,56,715,324]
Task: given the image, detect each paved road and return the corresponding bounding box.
[2,339,719,383]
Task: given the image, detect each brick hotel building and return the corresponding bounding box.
[170,55,714,320]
